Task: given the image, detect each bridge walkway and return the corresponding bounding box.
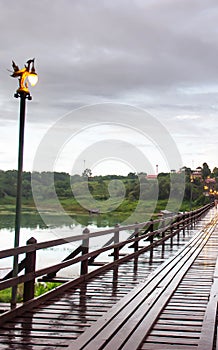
[140,226,218,350]
[71,208,218,350]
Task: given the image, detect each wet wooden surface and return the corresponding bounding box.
[139,215,218,350]
[0,209,217,349]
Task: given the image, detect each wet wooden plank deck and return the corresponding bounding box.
[139,218,218,350]
[0,209,217,349]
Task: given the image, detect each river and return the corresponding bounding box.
[0,212,133,278]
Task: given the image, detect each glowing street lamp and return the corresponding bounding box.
[11,58,38,96]
[10,59,38,308]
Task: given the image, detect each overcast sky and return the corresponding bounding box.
[1,0,218,175]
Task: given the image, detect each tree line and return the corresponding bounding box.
[0,162,216,207]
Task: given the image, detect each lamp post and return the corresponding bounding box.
[10,59,38,308]
[189,174,194,211]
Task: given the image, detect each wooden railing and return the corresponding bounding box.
[0,203,212,307]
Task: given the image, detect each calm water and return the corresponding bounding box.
[0,212,133,277]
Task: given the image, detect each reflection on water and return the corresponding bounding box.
[0,213,47,230]
[0,212,131,230]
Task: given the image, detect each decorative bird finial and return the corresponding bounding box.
[10,58,38,96]
[12,60,19,72]
[25,58,35,71]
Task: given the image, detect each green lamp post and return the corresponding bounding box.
[10,59,38,308]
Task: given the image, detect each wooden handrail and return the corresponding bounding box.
[0,204,211,260]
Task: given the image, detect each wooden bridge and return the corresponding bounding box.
[0,203,218,349]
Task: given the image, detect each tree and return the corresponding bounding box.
[22,180,32,199]
[0,187,5,198]
[202,162,211,179]
[82,168,92,178]
[158,176,170,200]
[213,167,218,178]
[127,172,137,179]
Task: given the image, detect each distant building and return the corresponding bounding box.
[204,177,216,189]
[204,177,216,196]
[192,167,202,180]
[146,164,158,180]
[146,174,157,180]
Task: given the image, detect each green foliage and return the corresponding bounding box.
[0,287,13,303]
[0,282,62,303]
[34,282,62,297]
[202,162,211,179]
[0,284,23,303]
[0,163,216,214]
[157,175,170,199]
[213,167,218,178]
[0,187,5,198]
[82,168,92,178]
[127,172,137,179]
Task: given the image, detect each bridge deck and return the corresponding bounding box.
[0,209,217,349]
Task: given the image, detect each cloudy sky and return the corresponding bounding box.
[1,0,218,175]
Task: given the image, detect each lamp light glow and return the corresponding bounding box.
[28,73,38,86]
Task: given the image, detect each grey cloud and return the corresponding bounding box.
[2,0,218,102]
[1,0,218,171]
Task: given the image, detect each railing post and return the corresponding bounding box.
[177,216,180,242]
[161,229,165,257]
[188,212,191,230]
[170,226,173,247]
[149,219,154,263]
[189,211,193,230]
[81,228,90,275]
[114,224,119,261]
[23,237,37,303]
[191,211,194,229]
[182,213,186,236]
[134,223,139,253]
[112,265,118,296]
[193,210,196,227]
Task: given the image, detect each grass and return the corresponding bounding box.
[0,282,62,303]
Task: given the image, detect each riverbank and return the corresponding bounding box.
[0,195,203,215]
[0,196,195,214]
[0,195,205,229]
